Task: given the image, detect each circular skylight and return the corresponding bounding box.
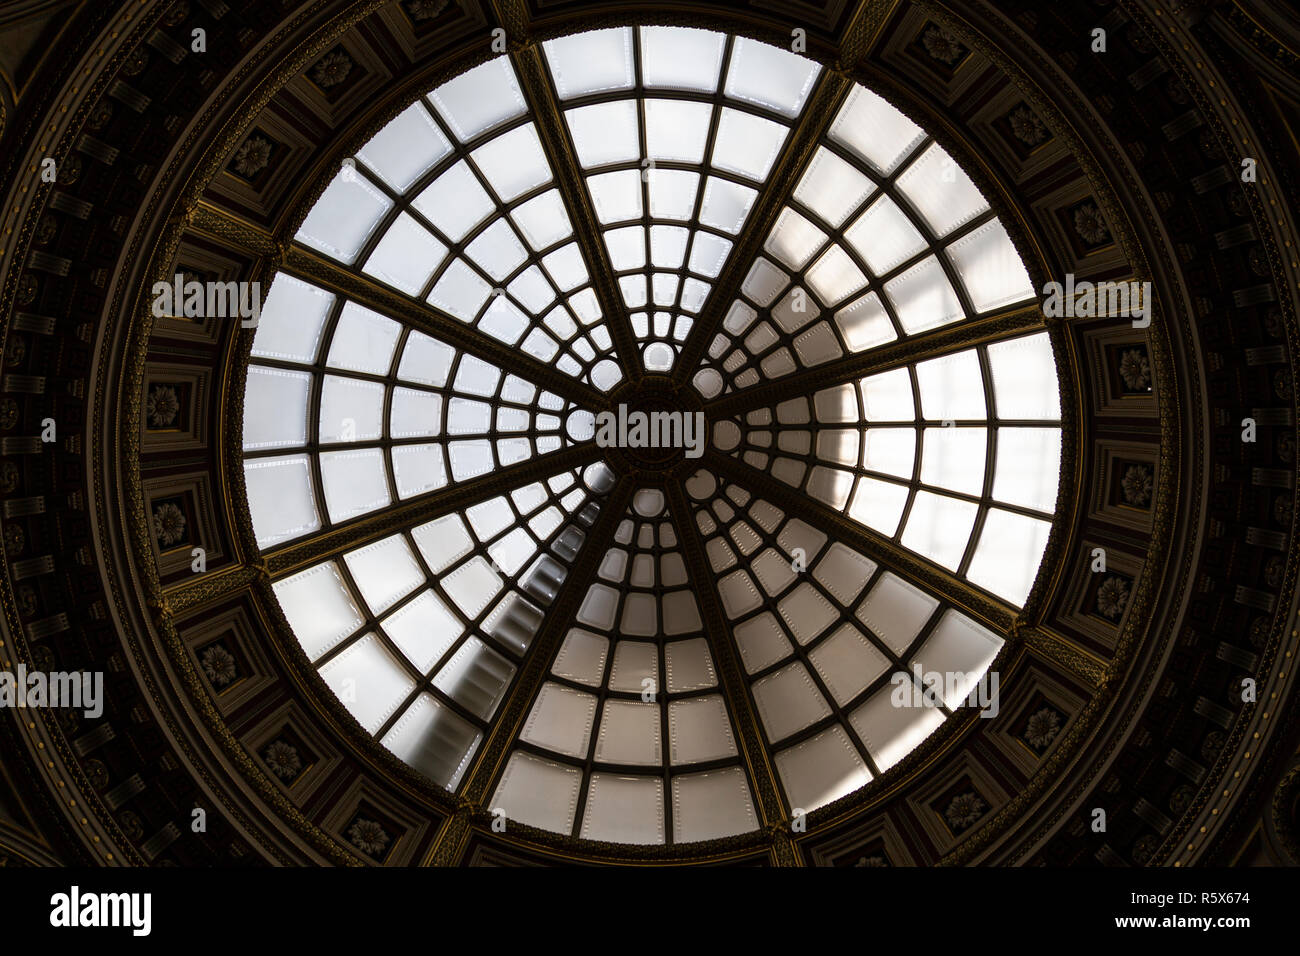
[241,26,1061,845]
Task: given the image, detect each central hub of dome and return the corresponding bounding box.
[602,377,708,475]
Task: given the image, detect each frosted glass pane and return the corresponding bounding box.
[544,246,587,291]
[849,682,944,772]
[581,773,665,844]
[901,491,978,570]
[699,177,757,234]
[252,275,333,363]
[594,699,661,766]
[987,333,1060,419]
[896,142,989,236]
[326,302,401,375]
[863,427,915,479]
[920,426,987,495]
[724,37,820,117]
[508,266,555,314]
[860,368,914,421]
[381,693,480,791]
[711,108,787,181]
[774,725,871,812]
[846,195,927,275]
[245,455,319,548]
[672,768,757,841]
[295,170,391,264]
[429,57,526,142]
[794,147,876,228]
[344,535,424,615]
[605,225,645,271]
[640,26,726,92]
[856,571,939,656]
[805,245,867,306]
[946,219,1033,312]
[393,444,447,498]
[243,366,310,450]
[491,751,581,833]
[381,591,462,672]
[319,375,384,444]
[668,695,736,764]
[753,662,832,742]
[454,355,502,396]
[319,634,416,734]
[765,208,825,271]
[543,28,634,99]
[411,161,494,242]
[465,219,528,281]
[650,225,689,269]
[884,255,964,334]
[915,349,985,420]
[808,625,890,706]
[993,427,1060,512]
[397,331,455,387]
[511,189,572,251]
[967,509,1052,605]
[552,628,609,687]
[911,610,1003,709]
[479,295,529,344]
[357,102,452,193]
[362,212,446,296]
[471,123,551,202]
[588,170,642,223]
[847,477,909,536]
[645,99,711,163]
[829,85,925,175]
[427,258,492,320]
[567,101,640,168]
[435,637,515,721]
[835,291,896,353]
[411,514,473,573]
[689,232,732,277]
[647,169,699,221]
[273,561,362,661]
[319,448,390,523]
[521,682,597,758]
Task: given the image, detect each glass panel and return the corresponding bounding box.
[543,28,634,99]
[920,426,987,495]
[863,427,915,479]
[640,26,726,92]
[357,102,452,193]
[295,170,391,264]
[829,85,925,175]
[883,255,964,334]
[471,123,551,202]
[326,302,401,375]
[805,245,867,306]
[318,634,416,734]
[915,349,985,421]
[344,535,424,615]
[319,448,390,523]
[427,258,492,320]
[566,101,640,168]
[243,366,311,450]
[362,212,446,295]
[724,37,821,117]
[896,142,989,237]
[511,189,572,251]
[319,375,384,444]
[244,455,320,548]
[428,57,526,142]
[380,693,481,791]
[773,725,870,812]
[711,108,787,181]
[966,509,1052,605]
[252,275,334,364]
[411,160,494,242]
[273,562,362,661]
[946,219,1034,312]
[648,169,700,221]
[794,147,876,228]
[588,169,643,223]
[987,333,1060,419]
[644,99,711,163]
[465,218,528,281]
[845,195,928,275]
[835,292,896,353]
[993,427,1061,512]
[901,491,978,570]
[765,207,825,271]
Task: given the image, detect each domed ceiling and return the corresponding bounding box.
[0,0,1297,869]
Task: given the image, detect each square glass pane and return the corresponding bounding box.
[319,375,384,444]
[805,245,867,306]
[946,219,1033,312]
[357,102,452,193]
[587,169,642,223]
[295,170,391,264]
[835,291,896,353]
[987,333,1060,419]
[992,427,1060,512]
[252,275,334,364]
[243,366,311,451]
[645,99,711,163]
[860,367,914,421]
[648,169,700,221]
[845,195,927,275]
[901,491,978,570]
[326,302,401,375]
[411,160,494,242]
[320,448,391,523]
[883,255,964,335]
[794,147,876,228]
[566,101,640,168]
[765,207,825,271]
[699,176,757,234]
[724,37,820,117]
[829,85,925,175]
[966,510,1052,605]
[640,26,726,92]
[273,561,362,661]
[711,108,787,181]
[543,28,634,99]
[471,123,551,202]
[362,212,446,296]
[920,426,987,495]
[244,455,320,548]
[511,189,572,251]
[465,218,528,281]
[896,142,989,237]
[428,57,526,142]
[427,258,492,320]
[914,349,985,421]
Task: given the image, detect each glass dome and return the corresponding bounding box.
[241,25,1060,844]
